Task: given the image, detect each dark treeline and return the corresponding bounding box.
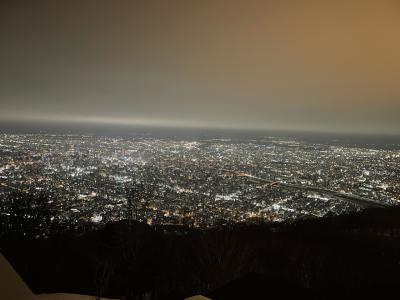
[1,192,400,299]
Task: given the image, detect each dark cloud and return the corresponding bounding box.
[1,0,399,134]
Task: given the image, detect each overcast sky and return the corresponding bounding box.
[1,0,399,134]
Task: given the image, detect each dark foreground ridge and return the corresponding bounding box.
[2,206,400,300]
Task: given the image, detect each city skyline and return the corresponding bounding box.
[2,2,400,299]
[1,132,398,229]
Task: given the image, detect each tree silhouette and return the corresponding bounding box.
[0,191,60,239]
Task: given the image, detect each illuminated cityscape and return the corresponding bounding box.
[2,1,400,298]
[1,133,398,229]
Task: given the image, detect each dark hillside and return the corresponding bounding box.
[2,207,400,299]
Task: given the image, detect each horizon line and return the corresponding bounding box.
[0,115,399,137]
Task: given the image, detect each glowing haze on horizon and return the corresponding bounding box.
[1,0,400,134]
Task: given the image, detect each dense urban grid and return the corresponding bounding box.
[0,133,399,229]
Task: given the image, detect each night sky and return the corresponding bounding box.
[1,0,399,134]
